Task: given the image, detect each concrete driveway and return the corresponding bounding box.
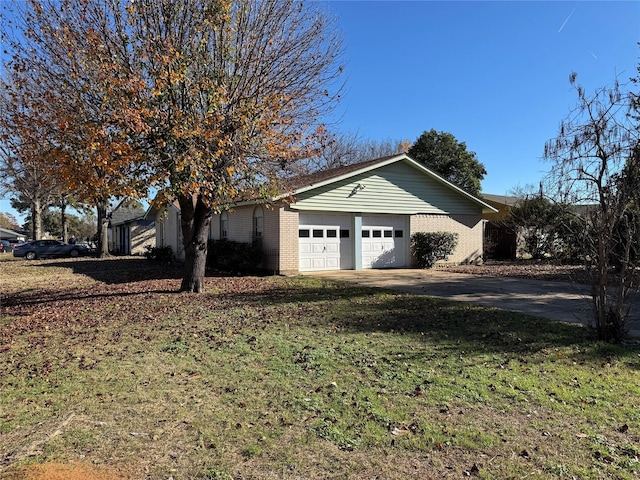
[305,269,640,338]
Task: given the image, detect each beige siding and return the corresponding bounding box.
[155,206,184,260]
[410,214,483,265]
[293,162,478,215]
[131,222,155,255]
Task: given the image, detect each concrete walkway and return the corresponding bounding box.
[305,269,640,338]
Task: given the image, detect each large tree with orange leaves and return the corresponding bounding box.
[2,0,343,290]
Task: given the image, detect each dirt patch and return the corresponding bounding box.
[2,463,125,480]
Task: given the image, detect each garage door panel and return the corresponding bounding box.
[299,214,352,272]
[362,215,407,269]
[300,244,311,254]
[312,258,327,269]
[300,258,311,269]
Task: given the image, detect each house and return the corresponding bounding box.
[147,200,185,261]
[151,154,497,273]
[0,227,27,243]
[109,201,156,255]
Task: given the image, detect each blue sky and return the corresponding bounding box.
[1,1,639,225]
[324,0,639,194]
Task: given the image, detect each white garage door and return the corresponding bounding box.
[299,214,352,271]
[362,215,407,268]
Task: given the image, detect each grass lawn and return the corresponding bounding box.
[1,257,639,479]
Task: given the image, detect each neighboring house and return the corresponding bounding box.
[481,194,520,260]
[0,227,28,243]
[147,200,185,261]
[109,201,156,255]
[150,154,497,273]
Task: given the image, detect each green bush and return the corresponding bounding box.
[207,239,262,273]
[411,232,458,268]
[144,245,175,264]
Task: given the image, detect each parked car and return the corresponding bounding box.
[0,240,11,253]
[12,240,89,260]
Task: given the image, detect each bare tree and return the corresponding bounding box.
[544,74,640,342]
[303,131,409,172]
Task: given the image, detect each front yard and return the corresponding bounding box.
[1,258,639,479]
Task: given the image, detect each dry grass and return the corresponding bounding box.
[1,257,640,479]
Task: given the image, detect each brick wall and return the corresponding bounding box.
[226,207,254,244]
[260,206,280,272]
[211,204,289,273]
[410,214,483,265]
[278,205,299,274]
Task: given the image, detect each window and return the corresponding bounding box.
[340,229,350,238]
[299,229,310,238]
[362,230,370,238]
[384,230,392,238]
[313,229,323,238]
[253,207,263,239]
[220,212,228,239]
[326,229,337,238]
[395,230,404,238]
[373,230,382,238]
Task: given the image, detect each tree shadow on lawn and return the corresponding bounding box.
[8,259,640,363]
[226,281,640,365]
[42,257,184,283]
[38,257,270,284]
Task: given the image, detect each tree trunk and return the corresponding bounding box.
[96,203,110,258]
[178,195,212,293]
[61,203,68,242]
[31,198,42,240]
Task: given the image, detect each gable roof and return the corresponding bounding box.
[110,199,147,226]
[281,154,497,214]
[147,154,498,215]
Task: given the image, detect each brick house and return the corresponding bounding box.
[152,154,497,273]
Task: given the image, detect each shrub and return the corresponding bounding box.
[144,245,175,264]
[207,239,262,273]
[411,232,459,268]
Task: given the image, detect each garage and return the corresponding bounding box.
[361,215,407,268]
[299,213,408,271]
[172,154,496,273]
[299,214,352,271]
